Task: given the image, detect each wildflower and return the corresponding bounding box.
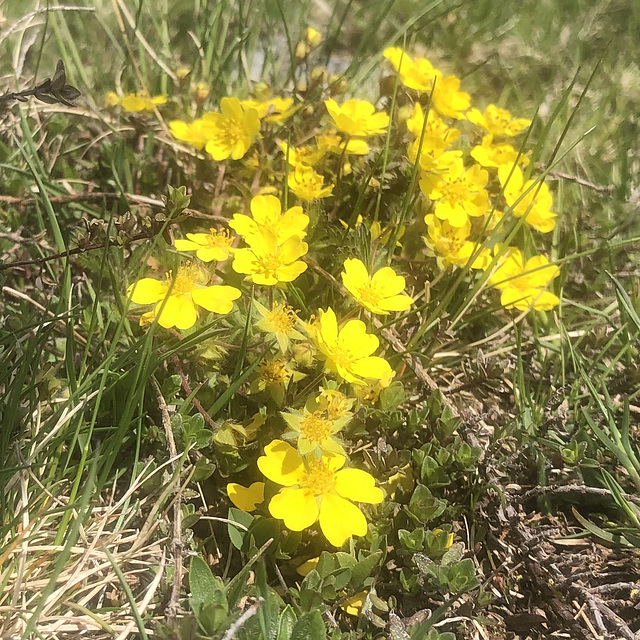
[498,165,557,233]
[423,214,490,269]
[306,27,322,49]
[383,47,437,92]
[119,91,167,112]
[257,439,383,546]
[169,118,212,150]
[174,228,234,262]
[104,91,121,107]
[241,97,294,123]
[325,99,389,136]
[489,247,560,311]
[352,375,394,405]
[316,131,370,156]
[431,74,471,120]
[278,141,326,167]
[203,97,261,161]
[127,264,241,330]
[406,103,460,152]
[227,482,265,512]
[281,408,349,455]
[296,557,319,576]
[310,387,354,420]
[310,307,394,385]
[382,48,470,119]
[251,355,301,405]
[409,144,462,174]
[467,104,530,138]
[341,592,368,616]
[230,194,309,243]
[471,135,530,169]
[232,231,308,286]
[420,158,490,228]
[288,164,334,200]
[254,299,305,351]
[193,82,210,103]
[341,258,414,315]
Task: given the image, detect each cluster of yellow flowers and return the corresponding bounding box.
[120,33,564,548]
[384,47,559,310]
[105,90,167,112]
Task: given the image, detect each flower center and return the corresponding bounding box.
[266,302,296,333]
[301,460,337,496]
[329,345,355,369]
[440,176,473,205]
[166,264,202,295]
[356,281,383,307]
[300,413,332,445]
[257,357,290,384]
[255,252,284,279]
[206,228,232,248]
[214,119,243,150]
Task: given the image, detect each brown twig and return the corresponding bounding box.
[151,378,183,623]
[517,484,640,507]
[549,171,615,194]
[170,354,219,429]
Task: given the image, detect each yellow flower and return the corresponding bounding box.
[251,355,301,405]
[288,164,334,201]
[498,165,557,233]
[104,91,121,107]
[306,27,322,48]
[406,103,460,152]
[232,230,308,286]
[409,144,462,174]
[119,91,167,112]
[174,228,234,262]
[489,248,560,311]
[254,299,305,351]
[240,97,294,123]
[423,214,490,270]
[431,74,470,120]
[352,375,393,405]
[203,97,261,161]
[467,104,531,138]
[341,591,368,616]
[316,131,370,156]
[383,47,437,92]
[230,194,309,243]
[382,48,470,119]
[324,98,389,136]
[169,118,212,150]
[278,141,326,167]
[310,307,394,385]
[296,557,319,576]
[420,158,490,227]
[127,264,241,330]
[471,135,530,169]
[281,408,349,456]
[310,387,354,420]
[227,482,265,512]
[193,82,210,102]
[257,440,383,546]
[341,258,414,315]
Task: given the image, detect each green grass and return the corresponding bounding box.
[1,0,640,638]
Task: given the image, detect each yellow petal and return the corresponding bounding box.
[341,591,367,616]
[338,320,378,357]
[128,278,166,304]
[269,488,319,530]
[191,285,241,314]
[371,266,406,297]
[257,439,304,486]
[335,469,384,504]
[227,482,265,512]
[251,194,281,226]
[155,294,198,330]
[318,493,367,547]
[350,356,394,380]
[296,557,319,576]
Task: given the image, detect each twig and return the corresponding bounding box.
[170,354,219,429]
[151,379,183,623]
[517,484,640,507]
[549,171,615,194]
[589,582,640,595]
[221,599,264,640]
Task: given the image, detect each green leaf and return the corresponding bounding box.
[291,611,326,640]
[407,485,447,523]
[277,606,297,640]
[189,556,220,610]
[228,508,255,550]
[350,550,383,587]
